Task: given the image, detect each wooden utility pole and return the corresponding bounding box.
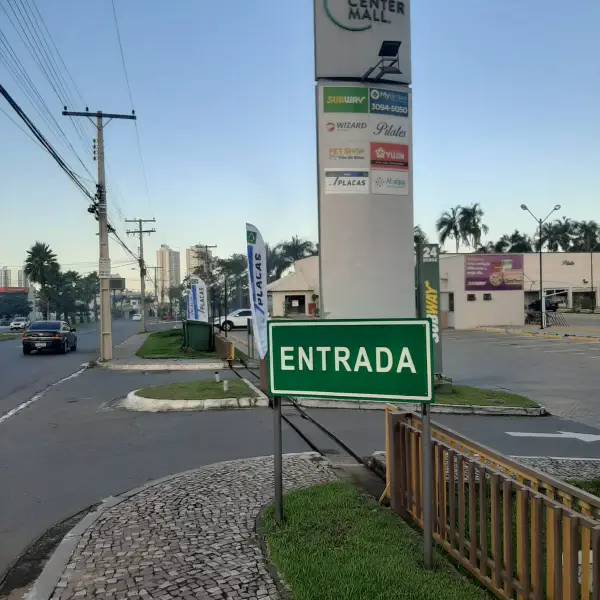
[62,108,136,360]
[126,219,156,332]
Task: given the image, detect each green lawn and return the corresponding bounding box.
[136,379,257,400]
[263,482,492,600]
[436,385,538,408]
[0,333,21,342]
[136,329,216,359]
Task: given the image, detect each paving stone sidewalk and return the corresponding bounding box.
[34,454,336,600]
[99,333,227,372]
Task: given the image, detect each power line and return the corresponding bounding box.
[110,0,153,215]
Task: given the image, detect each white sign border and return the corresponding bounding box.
[268,319,432,401]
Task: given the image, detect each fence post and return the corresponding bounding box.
[422,403,434,569]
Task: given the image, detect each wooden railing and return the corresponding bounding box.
[387,409,600,599]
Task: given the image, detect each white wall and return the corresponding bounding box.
[440,255,525,329]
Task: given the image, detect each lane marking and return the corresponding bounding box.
[506,431,600,443]
[0,365,88,425]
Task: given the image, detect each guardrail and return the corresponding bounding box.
[386,408,600,599]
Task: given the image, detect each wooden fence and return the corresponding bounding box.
[387,409,600,599]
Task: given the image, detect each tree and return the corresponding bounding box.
[76,272,99,322]
[494,230,534,253]
[266,243,288,283]
[458,203,489,249]
[571,221,600,252]
[24,242,59,319]
[476,241,496,253]
[413,225,428,245]
[537,221,564,252]
[0,292,30,318]
[278,236,317,267]
[168,285,183,316]
[436,206,462,253]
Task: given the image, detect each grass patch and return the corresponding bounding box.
[136,379,257,400]
[136,329,216,359]
[436,385,537,408]
[263,481,492,600]
[0,333,21,342]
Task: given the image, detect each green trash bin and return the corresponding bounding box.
[186,320,214,352]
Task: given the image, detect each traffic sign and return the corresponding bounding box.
[267,319,433,402]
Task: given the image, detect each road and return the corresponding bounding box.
[0,320,138,422]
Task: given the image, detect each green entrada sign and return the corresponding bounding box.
[267,319,433,402]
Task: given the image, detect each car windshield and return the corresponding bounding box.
[13,317,26,322]
[29,321,61,330]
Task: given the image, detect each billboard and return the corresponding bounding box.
[317,81,414,318]
[464,255,524,291]
[314,0,411,85]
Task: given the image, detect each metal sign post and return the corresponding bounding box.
[421,402,433,568]
[273,395,284,524]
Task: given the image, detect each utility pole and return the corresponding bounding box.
[126,219,156,332]
[63,108,136,360]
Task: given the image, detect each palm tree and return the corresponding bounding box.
[458,203,489,249]
[436,206,462,253]
[476,241,496,253]
[413,225,428,245]
[279,236,317,263]
[24,242,59,319]
[494,230,534,253]
[555,217,573,251]
[537,221,563,252]
[266,243,288,283]
[571,221,600,252]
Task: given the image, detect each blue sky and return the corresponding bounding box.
[1,0,598,289]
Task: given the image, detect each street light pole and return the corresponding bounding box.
[521,204,561,330]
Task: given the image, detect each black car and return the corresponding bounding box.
[527,298,558,312]
[23,321,77,355]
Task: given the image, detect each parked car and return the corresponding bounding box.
[132,314,142,321]
[0,317,11,326]
[527,299,558,313]
[22,321,77,355]
[213,309,252,331]
[10,316,30,331]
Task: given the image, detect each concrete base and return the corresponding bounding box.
[121,391,269,412]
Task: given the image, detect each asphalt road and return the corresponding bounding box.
[0,320,139,421]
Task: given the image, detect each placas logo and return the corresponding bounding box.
[370,143,409,170]
[328,145,367,162]
[373,121,408,138]
[324,169,369,194]
[371,169,409,195]
[324,0,406,32]
[325,120,368,132]
[323,87,369,113]
[369,88,409,116]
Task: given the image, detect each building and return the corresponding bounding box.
[156,245,181,303]
[186,245,213,277]
[17,269,29,288]
[0,267,11,288]
[267,256,320,317]
[439,251,600,329]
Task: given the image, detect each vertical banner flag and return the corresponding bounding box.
[189,276,209,322]
[246,223,267,358]
[417,244,443,375]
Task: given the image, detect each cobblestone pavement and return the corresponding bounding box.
[48,454,336,600]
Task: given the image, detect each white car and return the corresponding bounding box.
[132,314,142,321]
[10,317,30,331]
[213,309,252,331]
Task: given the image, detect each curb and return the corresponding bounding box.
[25,452,323,600]
[97,360,229,372]
[120,378,269,412]
[477,327,600,342]
[293,397,547,416]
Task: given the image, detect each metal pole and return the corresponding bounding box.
[591,250,595,312]
[421,403,433,569]
[97,114,113,360]
[224,278,228,338]
[273,395,283,525]
[539,219,545,330]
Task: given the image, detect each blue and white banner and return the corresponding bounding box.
[189,276,208,322]
[246,223,267,358]
[185,293,193,320]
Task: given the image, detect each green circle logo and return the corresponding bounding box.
[324,0,372,32]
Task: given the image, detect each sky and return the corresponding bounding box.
[1,0,599,290]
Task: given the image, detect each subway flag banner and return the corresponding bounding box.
[267,319,433,402]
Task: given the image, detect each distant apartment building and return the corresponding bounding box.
[0,266,11,288]
[156,244,181,303]
[186,245,213,277]
[17,269,29,288]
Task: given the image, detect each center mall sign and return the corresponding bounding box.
[315,0,411,84]
[268,319,433,402]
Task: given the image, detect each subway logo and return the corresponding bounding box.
[324,87,369,113]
